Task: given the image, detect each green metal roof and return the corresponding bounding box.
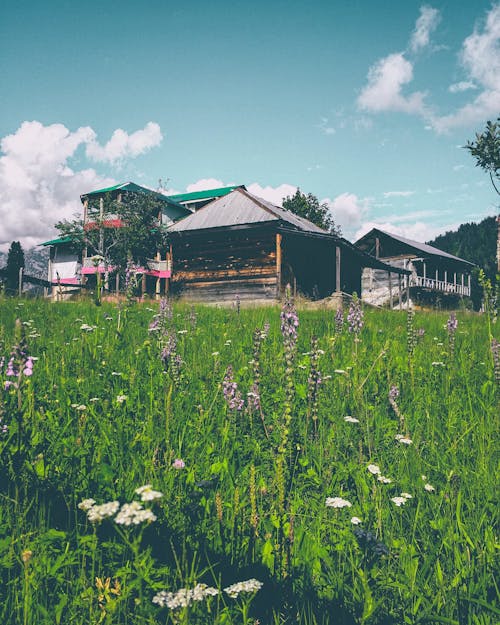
[168,185,244,203]
[80,182,187,211]
[40,236,72,247]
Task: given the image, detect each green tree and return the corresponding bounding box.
[282,189,341,235]
[465,118,500,195]
[55,191,169,284]
[4,241,25,295]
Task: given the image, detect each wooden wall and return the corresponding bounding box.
[171,229,278,301]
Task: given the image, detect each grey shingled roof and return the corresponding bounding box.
[167,187,328,234]
[356,228,474,266]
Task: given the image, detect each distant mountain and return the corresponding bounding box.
[428,215,498,280]
[0,245,50,291]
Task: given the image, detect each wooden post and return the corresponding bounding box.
[141,272,146,297]
[398,274,402,310]
[155,252,161,300]
[276,233,282,298]
[453,272,457,293]
[444,270,448,290]
[388,272,393,309]
[99,196,104,256]
[115,272,120,293]
[18,267,23,297]
[467,274,471,296]
[423,262,426,282]
[461,273,464,295]
[435,268,438,288]
[335,246,341,292]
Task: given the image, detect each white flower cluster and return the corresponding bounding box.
[391,493,413,507]
[325,497,352,508]
[344,415,359,423]
[367,464,392,483]
[152,583,219,609]
[223,578,263,598]
[115,501,157,525]
[78,498,96,511]
[395,434,413,445]
[80,324,96,332]
[86,501,120,522]
[135,484,164,502]
[116,395,128,404]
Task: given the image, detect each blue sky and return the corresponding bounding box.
[0,0,499,250]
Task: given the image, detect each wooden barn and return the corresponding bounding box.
[355,228,474,307]
[167,188,407,302]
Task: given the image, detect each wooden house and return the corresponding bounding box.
[167,188,408,302]
[168,185,245,212]
[43,181,190,298]
[355,228,474,307]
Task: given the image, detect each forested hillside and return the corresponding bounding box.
[428,215,498,279]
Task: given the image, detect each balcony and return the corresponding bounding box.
[412,275,470,296]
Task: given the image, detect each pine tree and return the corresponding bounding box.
[5,241,25,295]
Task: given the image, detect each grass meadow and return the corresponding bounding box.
[0,296,498,625]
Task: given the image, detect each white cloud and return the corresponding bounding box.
[0,120,162,251]
[410,5,441,53]
[247,182,297,206]
[85,122,162,163]
[383,190,415,198]
[322,193,371,238]
[448,81,477,93]
[431,4,500,132]
[186,178,230,192]
[357,52,428,114]
[354,220,460,244]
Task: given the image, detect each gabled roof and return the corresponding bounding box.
[168,185,245,203]
[167,187,328,234]
[355,228,475,267]
[40,236,73,247]
[80,182,188,213]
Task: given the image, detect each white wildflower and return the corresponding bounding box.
[395,434,413,445]
[350,516,362,525]
[86,501,120,523]
[178,330,188,335]
[78,498,96,511]
[421,475,427,481]
[377,475,392,484]
[224,578,263,598]
[391,496,407,507]
[116,395,128,404]
[89,397,100,402]
[325,497,352,508]
[111,372,122,376]
[367,464,381,475]
[135,485,164,502]
[115,501,157,525]
[334,369,347,374]
[344,416,360,423]
[212,351,220,356]
[152,583,219,609]
[424,483,435,492]
[401,492,413,499]
[80,323,95,332]
[431,361,445,366]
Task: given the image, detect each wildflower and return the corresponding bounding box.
[111,371,122,376]
[152,584,219,609]
[80,324,95,332]
[78,498,96,511]
[222,365,244,411]
[347,295,364,334]
[395,434,413,445]
[325,497,352,508]
[367,464,381,475]
[401,492,413,499]
[334,307,344,334]
[178,329,188,335]
[389,385,399,399]
[71,404,87,411]
[350,516,362,525]
[344,416,359,423]
[21,550,33,564]
[391,496,407,507]
[90,397,100,402]
[172,458,185,469]
[421,475,427,481]
[424,483,435,492]
[224,579,263,598]
[86,501,120,523]
[135,485,164,502]
[116,395,127,404]
[334,369,347,375]
[212,351,220,356]
[114,501,157,525]
[431,361,445,366]
[377,475,392,484]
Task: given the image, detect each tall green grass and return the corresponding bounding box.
[0,298,498,624]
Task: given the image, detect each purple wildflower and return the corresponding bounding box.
[172,458,185,469]
[335,307,344,335]
[222,365,244,411]
[447,312,458,355]
[389,385,399,400]
[280,293,299,345]
[347,296,364,334]
[491,338,500,385]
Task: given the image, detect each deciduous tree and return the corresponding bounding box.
[282,189,341,235]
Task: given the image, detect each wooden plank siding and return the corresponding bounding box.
[171,230,278,301]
